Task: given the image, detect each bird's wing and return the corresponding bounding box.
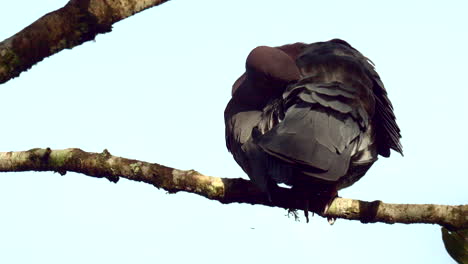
[328,39,402,156]
[368,68,403,156]
[256,81,370,183]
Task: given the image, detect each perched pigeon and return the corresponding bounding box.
[224,39,402,213]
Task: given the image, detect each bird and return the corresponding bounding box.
[224,39,402,217]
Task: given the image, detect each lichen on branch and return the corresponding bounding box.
[0,148,466,230]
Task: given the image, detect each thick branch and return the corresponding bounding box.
[0,148,466,229]
[0,0,169,84]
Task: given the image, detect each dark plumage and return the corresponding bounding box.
[225,39,402,212]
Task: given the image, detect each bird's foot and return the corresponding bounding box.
[323,194,338,225]
[286,209,300,221]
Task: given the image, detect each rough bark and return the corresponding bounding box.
[1,148,466,230]
[0,0,170,84]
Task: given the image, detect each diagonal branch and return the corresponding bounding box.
[0,148,466,229]
[0,0,170,84]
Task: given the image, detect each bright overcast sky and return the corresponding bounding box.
[1,0,467,263]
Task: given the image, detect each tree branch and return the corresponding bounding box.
[0,0,170,84]
[1,148,466,229]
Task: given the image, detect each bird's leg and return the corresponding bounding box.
[296,182,338,224]
[266,181,283,205]
[291,186,314,223]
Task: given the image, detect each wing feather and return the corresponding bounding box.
[257,82,367,182]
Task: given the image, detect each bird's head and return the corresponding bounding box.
[232,45,303,107]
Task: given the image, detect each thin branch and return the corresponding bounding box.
[0,0,170,84]
[0,148,466,229]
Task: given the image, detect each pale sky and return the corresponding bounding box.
[1,0,467,263]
